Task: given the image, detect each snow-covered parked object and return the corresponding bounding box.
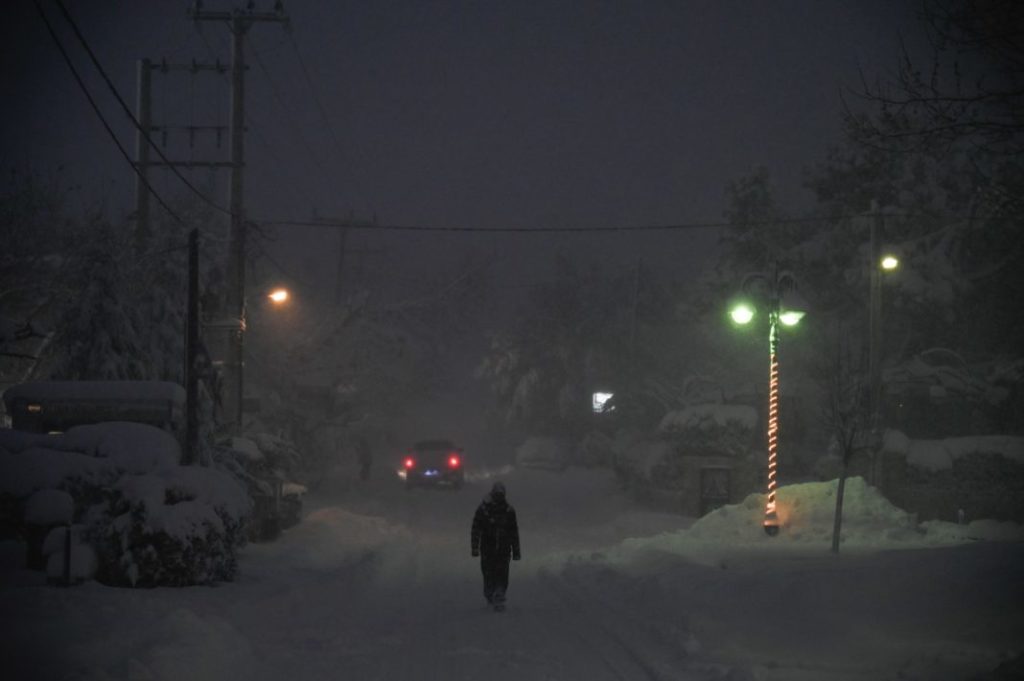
[0,422,178,496]
[515,437,569,471]
[2,380,185,435]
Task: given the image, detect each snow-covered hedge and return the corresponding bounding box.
[657,403,758,458]
[882,429,1024,472]
[612,404,758,489]
[880,429,1024,522]
[0,423,251,586]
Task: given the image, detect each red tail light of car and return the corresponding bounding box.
[404,457,416,469]
[448,454,461,468]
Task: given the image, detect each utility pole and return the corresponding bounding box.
[866,201,886,488]
[133,58,152,252]
[868,201,883,438]
[189,2,289,431]
[185,228,200,465]
[309,214,382,304]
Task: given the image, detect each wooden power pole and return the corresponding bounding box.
[188,3,289,431]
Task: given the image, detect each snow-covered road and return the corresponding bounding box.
[3,467,1022,680]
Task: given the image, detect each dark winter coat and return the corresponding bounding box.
[471,495,521,561]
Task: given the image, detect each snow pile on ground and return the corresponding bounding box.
[254,506,415,572]
[883,429,1024,471]
[611,477,1024,561]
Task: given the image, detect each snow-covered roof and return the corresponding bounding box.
[3,381,185,408]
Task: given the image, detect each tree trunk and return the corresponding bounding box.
[831,467,849,554]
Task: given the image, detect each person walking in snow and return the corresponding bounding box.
[471,481,521,610]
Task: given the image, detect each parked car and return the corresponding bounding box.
[403,439,464,489]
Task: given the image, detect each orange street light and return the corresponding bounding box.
[267,288,290,305]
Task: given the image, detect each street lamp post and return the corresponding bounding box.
[867,203,899,482]
[729,264,806,536]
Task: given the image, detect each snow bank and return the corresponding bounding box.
[658,404,758,433]
[610,477,1024,561]
[257,507,414,571]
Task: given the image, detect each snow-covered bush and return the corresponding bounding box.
[612,404,758,490]
[0,424,250,586]
[211,434,306,540]
[657,404,758,458]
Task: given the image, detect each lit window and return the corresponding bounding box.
[592,392,614,413]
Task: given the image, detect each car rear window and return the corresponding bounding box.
[413,440,456,452]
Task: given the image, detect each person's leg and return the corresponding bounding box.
[480,556,495,603]
[492,557,511,604]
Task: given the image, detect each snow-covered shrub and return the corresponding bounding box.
[657,404,758,458]
[0,424,250,586]
[612,404,758,490]
[211,434,305,541]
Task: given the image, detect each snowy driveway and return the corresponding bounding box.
[3,467,1022,680]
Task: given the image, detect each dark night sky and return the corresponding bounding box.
[2,1,922,292]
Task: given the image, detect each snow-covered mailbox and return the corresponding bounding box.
[3,380,185,439]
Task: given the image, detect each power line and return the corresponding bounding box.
[248,33,340,207]
[254,213,896,233]
[52,0,233,218]
[285,27,375,216]
[32,0,185,226]
[194,25,320,213]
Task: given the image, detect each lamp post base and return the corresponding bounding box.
[763,523,779,537]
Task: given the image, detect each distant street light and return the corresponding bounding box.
[729,264,806,537]
[267,287,290,305]
[868,204,901,451]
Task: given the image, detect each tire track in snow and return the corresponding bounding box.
[534,568,692,681]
